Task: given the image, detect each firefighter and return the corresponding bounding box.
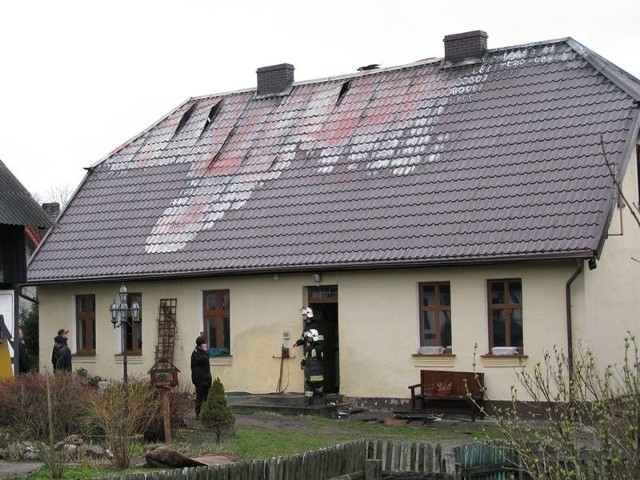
[300,329,323,406]
[294,307,323,346]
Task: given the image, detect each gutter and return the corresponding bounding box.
[565,260,584,380]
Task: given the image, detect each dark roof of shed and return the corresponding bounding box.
[28,37,640,283]
[0,158,55,228]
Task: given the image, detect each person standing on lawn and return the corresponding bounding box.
[191,336,212,418]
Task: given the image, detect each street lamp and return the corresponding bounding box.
[109,282,140,384]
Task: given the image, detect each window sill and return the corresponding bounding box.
[411,353,455,357]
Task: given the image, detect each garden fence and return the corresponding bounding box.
[101,440,521,480]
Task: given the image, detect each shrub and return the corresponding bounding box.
[88,377,159,469]
[0,372,94,442]
[145,386,193,442]
[200,377,235,443]
[490,334,640,479]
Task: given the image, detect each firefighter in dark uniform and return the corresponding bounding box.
[300,329,323,406]
[294,307,323,346]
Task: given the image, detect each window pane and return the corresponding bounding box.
[309,286,338,299]
[509,282,522,303]
[207,319,216,349]
[77,318,86,349]
[490,282,504,304]
[492,310,505,346]
[510,308,523,347]
[439,311,452,347]
[439,284,451,306]
[422,285,435,306]
[423,311,435,345]
[223,317,230,350]
[206,293,217,311]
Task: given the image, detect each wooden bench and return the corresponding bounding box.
[408,370,485,421]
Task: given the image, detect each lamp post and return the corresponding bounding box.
[109,282,140,384]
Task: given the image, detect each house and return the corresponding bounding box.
[27,31,640,404]
[0,158,55,375]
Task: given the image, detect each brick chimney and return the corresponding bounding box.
[256,63,294,96]
[42,202,60,220]
[443,31,488,63]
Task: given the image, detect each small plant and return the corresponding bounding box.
[75,368,104,388]
[200,377,236,443]
[436,381,452,390]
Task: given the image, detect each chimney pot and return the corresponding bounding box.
[256,63,294,96]
[443,30,488,62]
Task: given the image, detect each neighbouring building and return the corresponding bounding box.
[0,158,55,375]
[27,31,640,404]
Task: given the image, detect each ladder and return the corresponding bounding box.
[155,299,177,364]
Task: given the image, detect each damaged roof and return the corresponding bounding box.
[28,34,640,283]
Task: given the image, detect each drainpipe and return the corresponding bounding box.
[565,260,584,380]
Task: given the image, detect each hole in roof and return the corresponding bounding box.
[337,80,352,106]
[199,101,223,139]
[173,102,197,137]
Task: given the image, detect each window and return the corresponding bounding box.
[203,290,230,356]
[76,295,95,354]
[419,282,452,349]
[488,279,523,351]
[124,292,142,355]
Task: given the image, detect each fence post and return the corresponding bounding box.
[365,459,382,480]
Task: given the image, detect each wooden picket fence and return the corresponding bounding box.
[102,440,521,480]
[455,442,521,480]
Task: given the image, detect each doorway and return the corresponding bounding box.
[307,285,339,393]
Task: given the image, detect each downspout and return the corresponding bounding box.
[565,260,584,380]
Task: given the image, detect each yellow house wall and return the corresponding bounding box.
[575,144,640,367]
[39,264,579,402]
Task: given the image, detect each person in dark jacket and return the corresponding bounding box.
[17,328,30,375]
[300,329,324,406]
[190,336,212,418]
[53,335,72,372]
[294,307,323,346]
[51,328,69,369]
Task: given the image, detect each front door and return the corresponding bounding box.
[307,286,339,393]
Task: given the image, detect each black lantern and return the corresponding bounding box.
[109,282,140,383]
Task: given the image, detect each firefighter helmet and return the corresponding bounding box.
[301,307,314,318]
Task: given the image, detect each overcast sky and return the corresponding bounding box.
[1,0,639,201]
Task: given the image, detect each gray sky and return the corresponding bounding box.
[1,0,639,201]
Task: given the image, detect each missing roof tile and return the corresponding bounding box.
[173,102,197,137]
[199,101,223,139]
[337,80,352,106]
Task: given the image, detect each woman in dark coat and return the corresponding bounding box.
[190,336,212,418]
